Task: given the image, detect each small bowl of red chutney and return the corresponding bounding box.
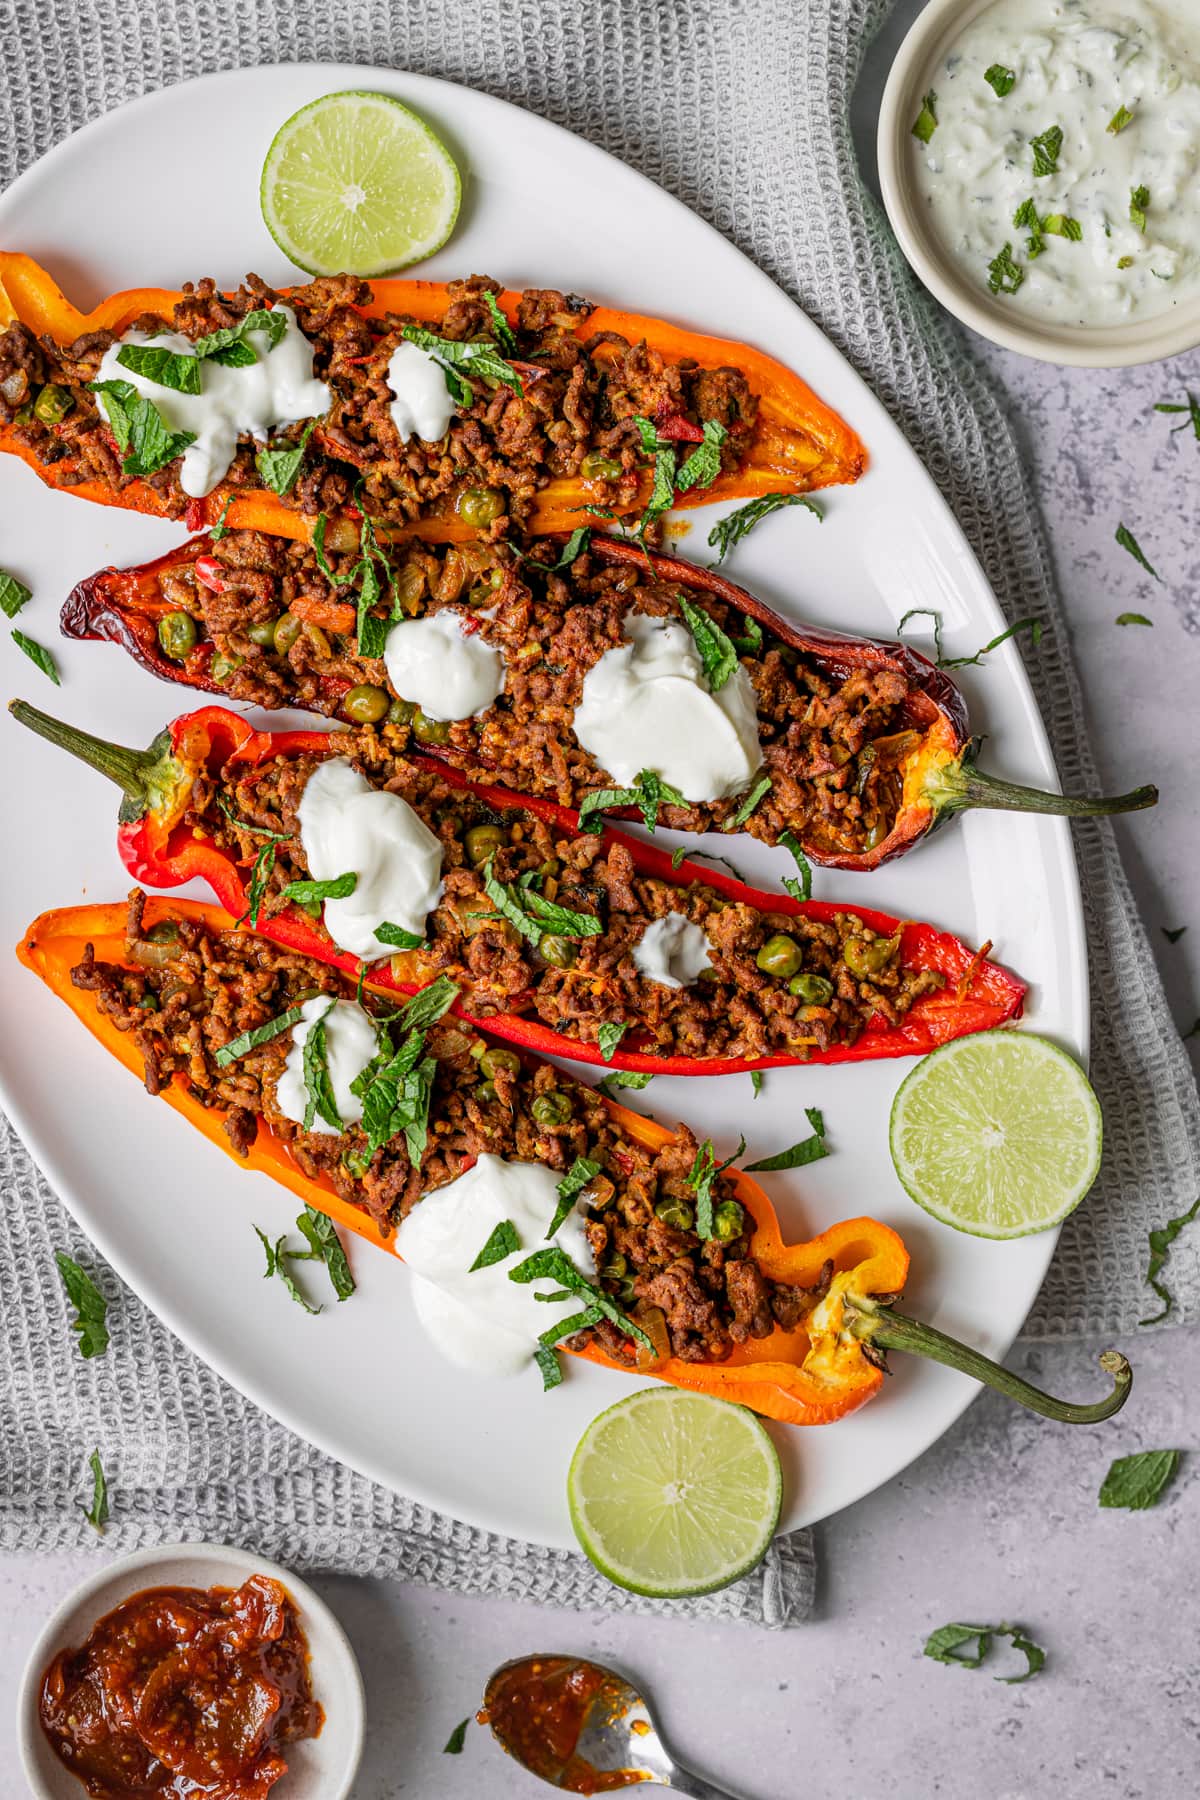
[17,1540,364,1800]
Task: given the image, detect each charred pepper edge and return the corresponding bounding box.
[0,250,867,542]
[586,539,1160,867]
[8,698,1027,1076]
[55,531,1157,871]
[17,897,1132,1428]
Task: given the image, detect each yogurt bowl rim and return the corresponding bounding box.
[877,0,1200,368]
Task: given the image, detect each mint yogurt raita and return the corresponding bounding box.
[910,0,1200,325]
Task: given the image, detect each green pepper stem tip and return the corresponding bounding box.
[931,758,1157,823]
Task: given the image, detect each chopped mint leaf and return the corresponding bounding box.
[597,1070,653,1098]
[984,64,1016,97]
[301,1001,342,1133]
[280,871,357,905]
[924,1622,1045,1683]
[987,243,1024,295]
[470,1218,521,1270]
[597,1021,627,1063]
[779,828,813,902]
[116,343,202,394]
[751,1069,764,1098]
[375,921,425,949]
[1099,1448,1180,1511]
[0,569,31,619]
[194,307,288,364]
[746,1107,828,1172]
[256,419,315,495]
[1107,104,1135,134]
[707,491,822,564]
[545,1157,603,1240]
[215,1003,305,1068]
[1042,214,1082,240]
[296,1204,356,1300]
[1155,393,1200,441]
[90,377,197,476]
[725,773,772,832]
[1115,523,1161,582]
[1030,125,1063,177]
[55,1252,109,1359]
[1130,185,1149,234]
[11,629,59,684]
[678,593,739,691]
[912,91,938,143]
[1116,612,1152,628]
[686,1135,746,1239]
[1139,1195,1200,1324]
[675,418,729,493]
[81,1447,109,1532]
[443,1719,471,1755]
[483,291,517,355]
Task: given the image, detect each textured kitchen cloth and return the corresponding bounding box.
[2,0,1198,1623]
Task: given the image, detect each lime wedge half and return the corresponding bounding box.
[261,91,461,276]
[889,1031,1101,1238]
[567,1389,782,1597]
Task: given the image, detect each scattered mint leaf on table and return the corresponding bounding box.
[55,1252,109,1359]
[924,1621,1045,1683]
[1099,1449,1180,1511]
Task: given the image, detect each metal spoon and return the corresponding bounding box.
[482,1654,753,1798]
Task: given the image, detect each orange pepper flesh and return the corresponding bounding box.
[17,898,908,1426]
[0,251,866,542]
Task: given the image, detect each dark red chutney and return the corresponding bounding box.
[38,1574,323,1798]
[482,1656,651,1793]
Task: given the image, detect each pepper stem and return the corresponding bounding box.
[929,758,1157,823]
[849,1299,1131,1423]
[8,699,174,822]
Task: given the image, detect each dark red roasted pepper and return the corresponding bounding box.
[58,533,1157,872]
[9,699,1026,1075]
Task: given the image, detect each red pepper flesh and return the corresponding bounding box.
[9,699,1026,1075]
[58,533,1157,871]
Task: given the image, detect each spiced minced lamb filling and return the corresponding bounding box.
[0,273,756,530]
[72,892,832,1365]
[143,530,921,857]
[204,732,943,1061]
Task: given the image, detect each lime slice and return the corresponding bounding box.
[889,1031,1102,1238]
[261,91,461,277]
[567,1389,782,1597]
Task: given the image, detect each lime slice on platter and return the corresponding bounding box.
[889,1031,1102,1239]
[261,91,462,276]
[567,1388,782,1597]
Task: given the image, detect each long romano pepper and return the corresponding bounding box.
[18,898,1131,1427]
[57,531,1158,872]
[0,251,864,542]
[10,699,1026,1076]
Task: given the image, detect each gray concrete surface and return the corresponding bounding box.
[4,9,1198,1794]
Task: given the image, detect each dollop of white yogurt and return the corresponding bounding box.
[633,913,714,989]
[386,340,457,443]
[297,758,444,962]
[95,306,330,497]
[912,0,1200,325]
[572,611,762,803]
[396,1154,596,1377]
[274,996,378,1136]
[384,609,505,721]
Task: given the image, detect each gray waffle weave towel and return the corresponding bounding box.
[1,0,1197,1628]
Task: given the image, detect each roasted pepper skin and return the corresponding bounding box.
[0,251,866,540]
[11,701,1027,1076]
[58,533,1154,872]
[17,897,906,1427]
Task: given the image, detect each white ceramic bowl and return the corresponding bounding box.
[877,0,1200,366]
[16,1542,365,1799]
